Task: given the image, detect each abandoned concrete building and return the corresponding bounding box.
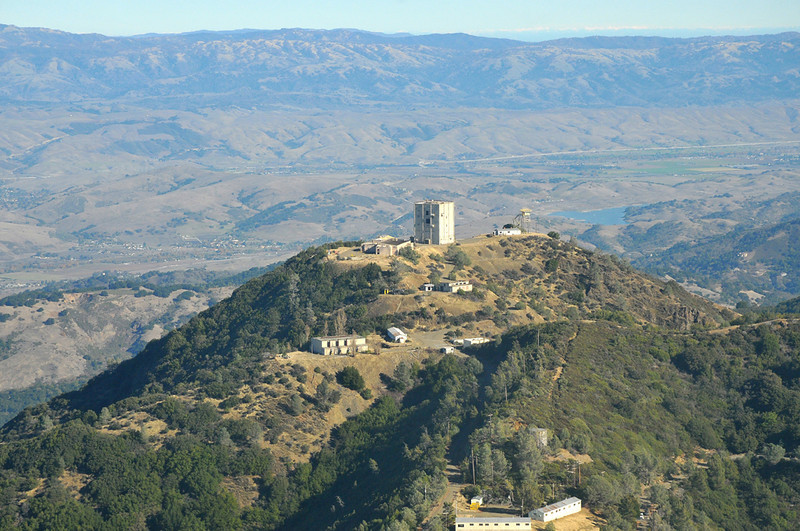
[310,335,368,356]
[413,200,455,245]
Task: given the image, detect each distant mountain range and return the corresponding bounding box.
[1,25,799,109]
[1,25,800,311]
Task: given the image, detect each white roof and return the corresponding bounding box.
[534,497,581,513]
[387,327,407,336]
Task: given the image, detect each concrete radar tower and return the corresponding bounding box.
[413,200,455,244]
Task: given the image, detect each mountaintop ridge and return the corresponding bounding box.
[0,235,799,530]
[2,233,735,438]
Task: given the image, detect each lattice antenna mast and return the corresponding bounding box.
[512,208,532,232]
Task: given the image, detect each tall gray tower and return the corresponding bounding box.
[413,200,455,245]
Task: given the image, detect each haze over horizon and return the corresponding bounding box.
[2,0,798,40]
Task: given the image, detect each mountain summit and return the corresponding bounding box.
[4,235,797,529]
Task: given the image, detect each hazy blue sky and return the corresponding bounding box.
[2,0,799,40]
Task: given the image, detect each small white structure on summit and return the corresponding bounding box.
[493,227,522,236]
[530,497,582,522]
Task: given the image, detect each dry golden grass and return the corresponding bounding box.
[334,231,726,332]
[60,469,92,500]
[547,448,593,465]
[259,346,447,463]
[530,508,605,530]
[221,476,260,508]
[20,477,45,501]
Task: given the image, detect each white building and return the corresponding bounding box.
[386,327,408,343]
[493,227,522,236]
[414,200,455,245]
[438,280,473,293]
[530,497,582,522]
[310,335,368,356]
[463,337,490,347]
[455,517,531,530]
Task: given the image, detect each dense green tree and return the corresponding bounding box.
[445,246,471,269]
[336,366,365,392]
[584,475,619,509]
[762,443,786,464]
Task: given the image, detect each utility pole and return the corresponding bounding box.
[471,447,476,485]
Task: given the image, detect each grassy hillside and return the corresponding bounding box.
[629,218,800,306]
[0,267,275,426]
[1,238,797,530]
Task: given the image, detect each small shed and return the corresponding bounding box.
[387,327,408,343]
[469,495,484,510]
[440,346,455,354]
[421,283,435,292]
